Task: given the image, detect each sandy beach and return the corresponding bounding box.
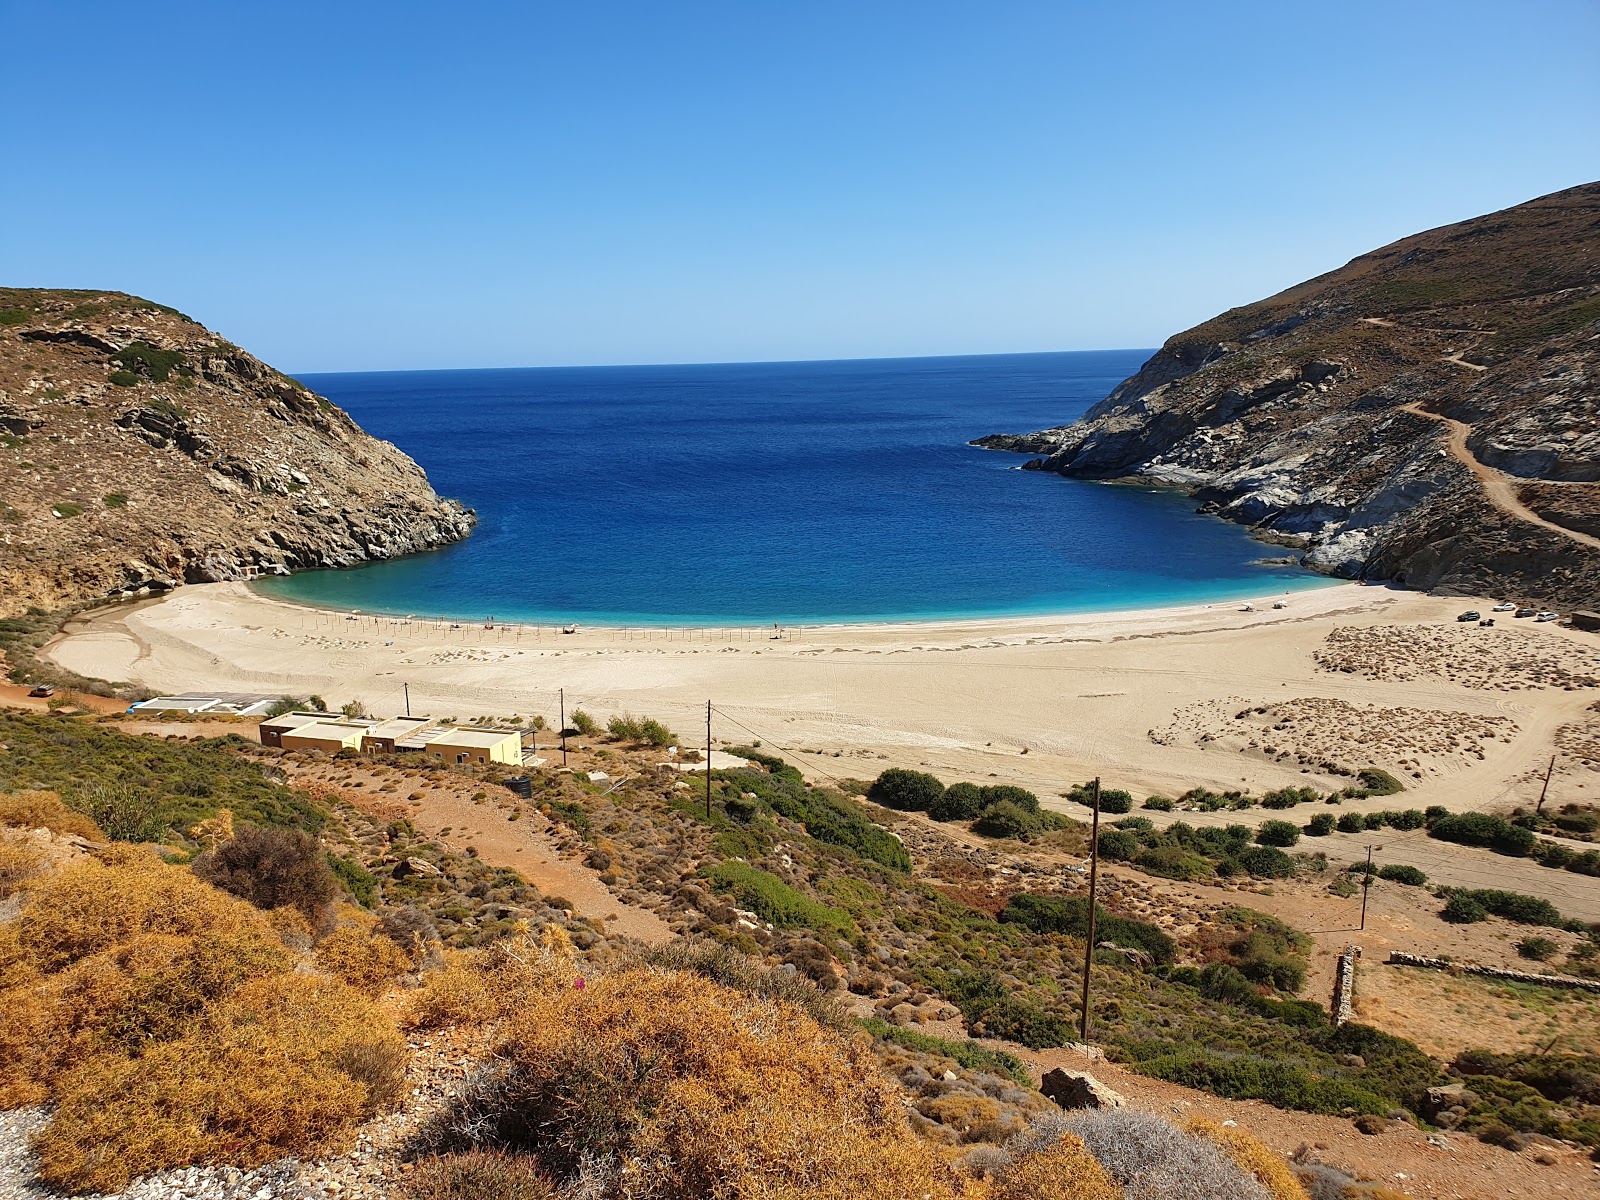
[45,581,1600,823]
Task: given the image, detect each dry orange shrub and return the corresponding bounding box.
[34,974,406,1192]
[1186,1117,1311,1200]
[0,789,104,839]
[406,924,577,1029]
[0,854,408,1192]
[989,1134,1121,1200]
[489,965,974,1200]
[315,906,413,995]
[0,835,43,897]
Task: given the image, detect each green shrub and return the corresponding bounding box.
[971,799,1039,840]
[1260,787,1318,810]
[718,758,909,872]
[1430,812,1536,856]
[1256,820,1300,847]
[1516,937,1558,962]
[328,853,378,907]
[1442,893,1488,924]
[1357,768,1405,795]
[1387,809,1427,831]
[858,1019,1030,1085]
[929,781,986,822]
[1305,813,1336,836]
[1336,813,1365,833]
[51,502,83,519]
[998,893,1175,964]
[108,370,140,387]
[1143,796,1174,812]
[102,493,129,508]
[110,341,188,383]
[1377,864,1426,886]
[1236,845,1295,878]
[1448,889,1564,927]
[700,862,853,936]
[1134,845,1215,881]
[866,768,944,812]
[1097,829,1140,861]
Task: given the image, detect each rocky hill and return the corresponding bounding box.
[0,289,473,616]
[977,183,1600,609]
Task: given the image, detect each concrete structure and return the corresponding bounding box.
[421,726,523,766]
[1572,610,1600,633]
[129,693,281,717]
[361,716,435,754]
[278,720,373,754]
[258,711,334,747]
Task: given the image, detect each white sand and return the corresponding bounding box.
[45,581,1600,820]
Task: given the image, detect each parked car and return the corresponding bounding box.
[1457,611,1480,622]
[28,684,55,698]
[1515,608,1537,618]
[1536,611,1559,622]
[1492,602,1516,612]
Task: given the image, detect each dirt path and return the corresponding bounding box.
[1402,402,1600,554]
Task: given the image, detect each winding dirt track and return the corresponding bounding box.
[1402,402,1600,553]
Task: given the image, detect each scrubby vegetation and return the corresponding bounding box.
[0,852,406,1191]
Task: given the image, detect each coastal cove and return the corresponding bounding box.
[256,352,1332,626]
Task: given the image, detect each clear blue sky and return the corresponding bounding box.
[4,1,1596,372]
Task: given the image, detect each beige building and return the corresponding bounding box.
[278,720,372,754]
[421,726,522,766]
[361,716,435,754]
[258,711,335,748]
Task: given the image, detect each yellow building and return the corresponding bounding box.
[421,726,522,766]
[278,720,372,754]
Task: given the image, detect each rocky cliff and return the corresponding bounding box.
[976,183,1600,609]
[0,289,474,616]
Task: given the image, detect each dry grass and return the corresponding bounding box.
[0,853,407,1192]
[406,1150,558,1200]
[1187,1117,1310,1200]
[0,835,43,898]
[315,909,414,995]
[34,974,406,1192]
[990,1134,1121,1200]
[0,789,104,839]
[420,954,973,1200]
[407,925,580,1030]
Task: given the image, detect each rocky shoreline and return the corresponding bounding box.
[976,183,1600,609]
[0,289,475,617]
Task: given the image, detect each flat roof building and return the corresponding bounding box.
[421,726,523,766]
[258,711,336,747]
[361,716,435,754]
[279,720,373,754]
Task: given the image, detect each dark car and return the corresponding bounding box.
[28,684,55,698]
[1456,611,1480,622]
[1515,608,1536,618]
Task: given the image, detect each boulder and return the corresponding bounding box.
[1040,1068,1126,1110]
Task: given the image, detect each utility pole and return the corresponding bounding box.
[706,700,713,820]
[1536,755,1556,815]
[1360,843,1381,931]
[559,687,568,767]
[1079,777,1102,1044]
[403,682,410,718]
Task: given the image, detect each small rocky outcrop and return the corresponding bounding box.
[1040,1067,1127,1110]
[0,289,475,616]
[975,182,1600,609]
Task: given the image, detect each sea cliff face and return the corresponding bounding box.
[977,183,1600,608]
[0,289,474,616]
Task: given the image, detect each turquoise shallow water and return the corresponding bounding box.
[258,351,1335,625]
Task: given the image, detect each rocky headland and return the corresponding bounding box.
[976,182,1600,608]
[0,289,474,616]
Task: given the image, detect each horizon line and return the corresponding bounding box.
[291,345,1160,378]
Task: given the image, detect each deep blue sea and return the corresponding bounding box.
[257,352,1330,624]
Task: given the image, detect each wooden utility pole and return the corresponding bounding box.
[1079,777,1102,1044]
[1536,755,1556,815]
[706,700,713,820]
[559,687,568,767]
[403,682,410,718]
[1360,843,1378,930]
